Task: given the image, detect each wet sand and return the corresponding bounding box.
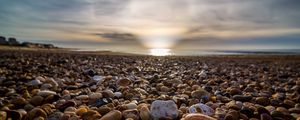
[0,48,299,120]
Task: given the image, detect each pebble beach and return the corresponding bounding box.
[0,50,299,120]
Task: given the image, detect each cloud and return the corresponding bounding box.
[0,0,300,50]
[93,32,139,42]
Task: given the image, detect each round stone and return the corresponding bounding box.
[12,97,28,107]
[139,105,150,120]
[99,110,122,120]
[260,113,272,120]
[122,109,139,120]
[102,90,114,98]
[37,90,57,97]
[289,108,300,113]
[30,96,44,106]
[25,108,47,120]
[47,111,63,120]
[183,113,217,120]
[283,100,296,108]
[150,100,178,119]
[229,88,242,95]
[97,106,111,115]
[57,101,76,112]
[191,88,210,101]
[28,79,42,86]
[255,97,270,106]
[117,78,132,86]
[240,108,254,118]
[189,103,214,116]
[75,107,88,116]
[232,95,252,102]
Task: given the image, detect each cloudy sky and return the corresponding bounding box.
[0,0,300,54]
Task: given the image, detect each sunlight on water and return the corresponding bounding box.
[150,48,171,56]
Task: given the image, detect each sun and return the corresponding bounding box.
[150,48,171,56]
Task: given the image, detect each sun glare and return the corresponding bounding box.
[150,48,171,56]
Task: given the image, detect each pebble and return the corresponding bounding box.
[75,107,88,116]
[98,106,111,115]
[92,75,104,83]
[191,88,210,101]
[271,111,285,118]
[276,107,289,114]
[26,108,47,120]
[99,110,122,120]
[124,102,136,110]
[114,92,123,98]
[81,110,101,120]
[260,113,272,120]
[265,106,276,113]
[139,105,151,120]
[182,113,217,120]
[24,104,35,111]
[65,107,76,112]
[40,83,53,90]
[215,108,226,119]
[122,109,139,120]
[257,107,270,115]
[28,79,42,86]
[37,90,57,97]
[12,97,28,107]
[17,109,27,116]
[289,108,300,113]
[117,78,132,86]
[89,93,102,101]
[189,103,215,116]
[46,77,59,88]
[0,111,7,120]
[30,95,44,106]
[102,90,115,98]
[229,88,242,95]
[1,51,300,120]
[47,111,63,120]
[89,98,112,107]
[232,95,253,102]
[36,76,46,82]
[57,101,76,111]
[6,110,22,120]
[255,97,270,106]
[150,100,178,119]
[283,100,296,108]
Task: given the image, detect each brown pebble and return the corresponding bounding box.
[57,101,76,112]
[6,110,22,120]
[97,106,112,115]
[75,107,88,116]
[25,108,47,120]
[260,113,272,120]
[182,113,217,120]
[81,110,101,120]
[255,97,270,106]
[0,111,7,120]
[117,78,132,86]
[139,105,151,120]
[229,88,242,95]
[29,96,44,106]
[283,100,296,108]
[122,109,139,120]
[99,110,122,120]
[289,108,300,113]
[12,97,28,107]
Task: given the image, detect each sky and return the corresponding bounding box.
[0,0,300,54]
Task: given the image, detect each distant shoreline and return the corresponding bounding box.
[1,45,300,57]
